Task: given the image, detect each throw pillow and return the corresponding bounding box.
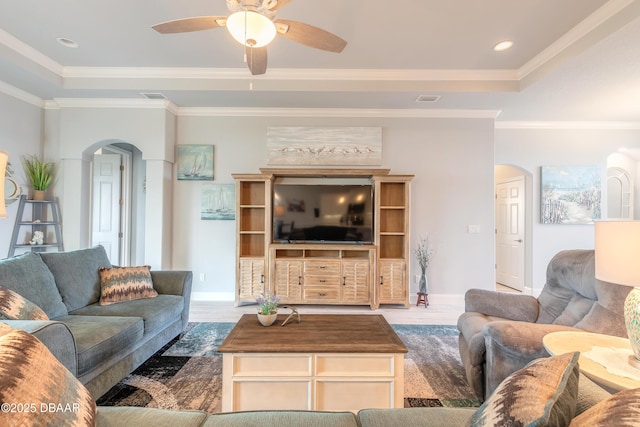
[569,387,640,426]
[99,265,158,306]
[468,352,580,427]
[0,287,48,320]
[0,323,96,426]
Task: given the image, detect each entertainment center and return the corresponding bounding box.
[233,168,413,309]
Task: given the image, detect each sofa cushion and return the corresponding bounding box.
[0,287,48,320]
[57,315,143,376]
[0,252,68,318]
[40,245,112,312]
[99,265,158,306]
[468,352,580,427]
[70,294,183,335]
[569,387,640,426]
[0,323,96,426]
[97,407,208,427]
[359,407,476,427]
[202,410,359,427]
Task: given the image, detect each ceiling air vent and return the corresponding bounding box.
[140,92,167,100]
[415,95,441,103]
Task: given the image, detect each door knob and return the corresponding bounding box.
[514,239,523,243]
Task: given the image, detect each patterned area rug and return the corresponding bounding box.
[97,322,481,413]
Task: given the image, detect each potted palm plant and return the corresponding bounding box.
[22,155,54,200]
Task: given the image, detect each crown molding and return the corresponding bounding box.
[176,107,501,119]
[518,0,640,84]
[46,98,178,114]
[0,80,44,107]
[0,28,64,76]
[495,121,640,130]
[63,66,519,82]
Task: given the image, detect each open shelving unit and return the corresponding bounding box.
[234,169,412,309]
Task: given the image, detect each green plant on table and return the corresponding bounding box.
[22,155,54,191]
[256,291,280,315]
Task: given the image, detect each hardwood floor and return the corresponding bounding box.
[189,300,465,325]
[189,284,520,325]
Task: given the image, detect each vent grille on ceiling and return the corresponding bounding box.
[415,95,441,103]
[140,92,167,100]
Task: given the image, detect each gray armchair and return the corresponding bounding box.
[457,249,630,400]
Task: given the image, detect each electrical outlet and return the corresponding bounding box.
[414,274,420,283]
[199,273,205,281]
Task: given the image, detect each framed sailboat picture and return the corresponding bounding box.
[201,184,235,220]
[177,145,214,181]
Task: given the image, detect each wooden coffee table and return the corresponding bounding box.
[218,313,408,413]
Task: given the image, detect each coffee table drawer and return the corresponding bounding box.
[231,354,312,376]
[316,380,394,411]
[316,355,396,376]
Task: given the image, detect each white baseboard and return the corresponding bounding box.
[191,291,235,302]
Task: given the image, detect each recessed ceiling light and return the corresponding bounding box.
[493,40,513,52]
[56,37,79,48]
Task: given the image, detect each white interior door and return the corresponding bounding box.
[92,154,122,264]
[495,177,525,291]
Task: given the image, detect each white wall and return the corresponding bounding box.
[0,93,43,258]
[495,127,640,292]
[174,115,496,301]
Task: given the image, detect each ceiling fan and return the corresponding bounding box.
[152,0,347,75]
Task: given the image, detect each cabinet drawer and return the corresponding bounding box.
[303,275,340,286]
[303,287,341,300]
[304,261,340,275]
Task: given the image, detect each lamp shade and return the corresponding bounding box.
[226,11,276,48]
[0,150,7,218]
[594,221,640,286]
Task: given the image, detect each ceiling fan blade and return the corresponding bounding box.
[152,16,226,34]
[275,19,347,53]
[246,45,268,75]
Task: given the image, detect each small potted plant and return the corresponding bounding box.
[256,291,280,326]
[22,155,54,201]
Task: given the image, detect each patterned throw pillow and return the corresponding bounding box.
[0,323,96,426]
[468,352,580,427]
[569,387,640,426]
[0,287,48,320]
[99,265,158,306]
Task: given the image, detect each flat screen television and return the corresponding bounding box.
[273,177,374,244]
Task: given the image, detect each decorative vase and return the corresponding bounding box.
[257,312,278,327]
[419,268,428,294]
[33,190,46,201]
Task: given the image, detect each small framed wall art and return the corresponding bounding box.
[177,145,214,181]
[201,183,235,220]
[540,165,601,224]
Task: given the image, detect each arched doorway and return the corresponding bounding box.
[90,141,145,266]
[607,167,633,219]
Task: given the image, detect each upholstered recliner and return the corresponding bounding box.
[457,249,630,400]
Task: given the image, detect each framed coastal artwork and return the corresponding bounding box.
[540,166,601,224]
[266,126,382,166]
[177,145,214,181]
[201,183,235,220]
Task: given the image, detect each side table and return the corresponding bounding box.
[416,293,429,308]
[543,330,640,391]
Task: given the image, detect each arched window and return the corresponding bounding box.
[607,167,633,219]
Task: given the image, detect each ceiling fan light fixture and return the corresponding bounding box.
[226,10,276,47]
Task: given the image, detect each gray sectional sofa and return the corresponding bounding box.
[0,245,192,398]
